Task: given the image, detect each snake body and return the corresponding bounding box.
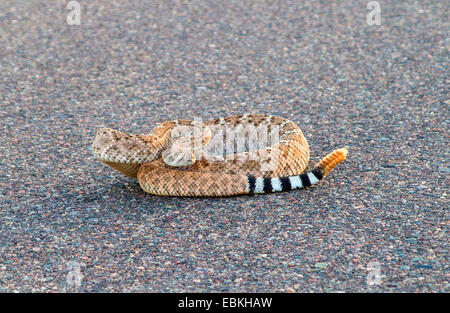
[92,114,347,197]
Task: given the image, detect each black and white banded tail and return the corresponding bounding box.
[247,148,348,195]
[247,168,324,194]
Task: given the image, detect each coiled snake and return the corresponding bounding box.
[92,114,347,197]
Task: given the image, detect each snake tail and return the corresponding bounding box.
[247,148,348,194]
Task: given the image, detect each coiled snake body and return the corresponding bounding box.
[92,114,347,197]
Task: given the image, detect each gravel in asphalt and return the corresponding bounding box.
[0,0,448,292]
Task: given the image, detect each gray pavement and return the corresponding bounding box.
[0,0,448,292]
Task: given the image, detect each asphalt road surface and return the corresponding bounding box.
[0,0,448,292]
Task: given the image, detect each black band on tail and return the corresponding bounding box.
[263,178,272,193]
[279,177,291,191]
[300,173,311,187]
[248,175,256,195]
[311,167,324,180]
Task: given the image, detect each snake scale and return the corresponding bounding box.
[92,114,347,197]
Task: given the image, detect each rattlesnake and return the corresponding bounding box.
[92,114,347,197]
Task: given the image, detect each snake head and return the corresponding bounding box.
[92,127,158,164]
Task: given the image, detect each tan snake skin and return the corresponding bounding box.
[92,114,347,197]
